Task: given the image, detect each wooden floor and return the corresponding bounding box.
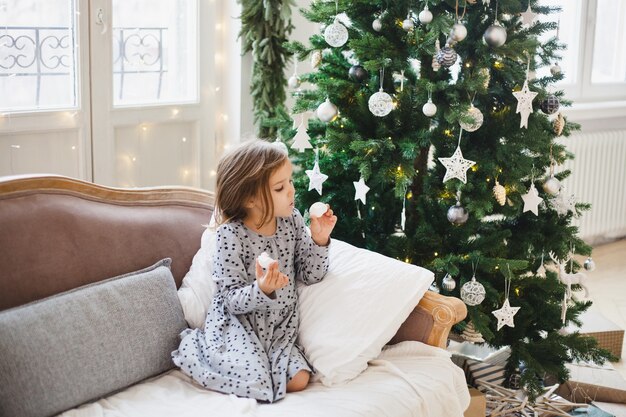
[579,239,626,377]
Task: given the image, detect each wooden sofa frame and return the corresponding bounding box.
[0,175,466,348]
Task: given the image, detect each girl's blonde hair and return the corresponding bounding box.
[214,140,289,227]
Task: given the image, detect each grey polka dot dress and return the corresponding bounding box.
[172,208,329,402]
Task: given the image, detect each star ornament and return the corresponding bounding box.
[353,177,370,204]
[305,160,328,195]
[438,146,476,184]
[520,4,538,26]
[492,298,521,330]
[521,183,543,216]
[512,79,538,129]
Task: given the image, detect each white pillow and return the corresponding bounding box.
[297,239,434,386]
[177,221,217,330]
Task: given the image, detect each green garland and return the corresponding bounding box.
[237,0,295,139]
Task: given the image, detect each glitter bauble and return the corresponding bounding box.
[459,105,484,132]
[447,203,469,225]
[460,276,486,306]
[324,20,349,47]
[483,22,507,47]
[368,90,394,117]
[436,46,458,68]
[316,98,339,123]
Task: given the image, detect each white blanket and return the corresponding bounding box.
[61,341,470,417]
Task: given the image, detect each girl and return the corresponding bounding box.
[172,140,337,403]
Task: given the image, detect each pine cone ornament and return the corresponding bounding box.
[461,321,485,343]
[493,180,506,206]
[553,113,565,136]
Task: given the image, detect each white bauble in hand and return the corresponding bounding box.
[309,202,328,218]
[257,252,276,269]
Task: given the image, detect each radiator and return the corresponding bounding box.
[559,129,626,244]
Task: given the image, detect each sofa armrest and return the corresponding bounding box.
[389,291,467,349]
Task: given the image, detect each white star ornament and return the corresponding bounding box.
[521,183,543,216]
[353,177,370,204]
[305,160,328,195]
[438,146,476,184]
[512,80,538,129]
[492,298,521,330]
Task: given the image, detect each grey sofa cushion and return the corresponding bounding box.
[0,258,188,417]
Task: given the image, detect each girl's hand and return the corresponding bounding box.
[255,260,289,296]
[310,204,337,247]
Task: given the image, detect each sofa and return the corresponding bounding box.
[0,174,470,417]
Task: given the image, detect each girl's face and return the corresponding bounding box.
[268,159,295,218]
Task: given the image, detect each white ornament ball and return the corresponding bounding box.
[309,202,328,218]
[483,22,507,47]
[288,75,301,89]
[459,105,484,132]
[419,7,433,24]
[402,18,415,31]
[368,90,394,117]
[460,276,486,306]
[550,63,562,76]
[372,18,383,32]
[429,281,441,293]
[316,98,339,123]
[442,273,457,291]
[447,203,469,225]
[257,252,276,269]
[451,22,468,42]
[324,20,349,47]
[542,176,561,196]
[584,257,596,271]
[422,99,437,117]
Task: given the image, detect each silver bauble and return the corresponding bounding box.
[442,273,457,291]
[372,18,383,32]
[451,22,468,42]
[550,63,562,76]
[460,276,486,306]
[422,99,437,117]
[447,203,469,225]
[288,75,301,89]
[459,105,484,132]
[584,257,596,272]
[542,175,561,196]
[402,18,415,31]
[316,98,338,123]
[436,46,458,68]
[368,90,394,117]
[418,6,433,24]
[483,21,507,47]
[429,281,441,293]
[324,20,349,47]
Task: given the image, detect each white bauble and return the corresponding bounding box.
[542,175,561,196]
[316,98,339,123]
[584,257,596,272]
[451,22,468,42]
[422,99,437,117]
[459,105,484,132]
[419,7,433,24]
[372,18,383,32]
[402,18,415,31]
[442,273,457,291]
[309,202,328,218]
[324,20,349,47]
[447,203,469,225]
[288,75,301,89]
[550,63,562,76]
[460,276,486,306]
[257,252,276,269]
[483,22,507,47]
[368,91,394,117]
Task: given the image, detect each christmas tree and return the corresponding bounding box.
[277,0,612,399]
